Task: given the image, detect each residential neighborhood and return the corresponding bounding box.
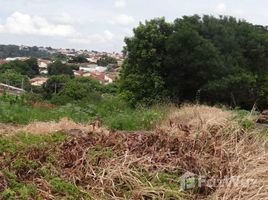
[0,45,123,88]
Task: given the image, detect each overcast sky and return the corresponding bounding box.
[0,0,267,52]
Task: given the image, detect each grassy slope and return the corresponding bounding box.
[0,97,166,131]
[0,104,267,200]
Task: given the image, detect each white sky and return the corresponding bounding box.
[0,0,267,52]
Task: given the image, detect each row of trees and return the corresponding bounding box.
[0,58,76,91]
[0,45,50,58]
[0,58,39,78]
[0,58,40,90]
[97,55,117,66]
[120,15,268,109]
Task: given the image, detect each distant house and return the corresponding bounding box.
[90,71,106,84]
[83,72,92,77]
[5,57,29,61]
[89,71,113,85]
[74,70,85,77]
[0,59,8,65]
[104,75,113,84]
[40,69,48,75]
[30,77,48,86]
[0,83,25,96]
[87,57,98,63]
[38,59,51,69]
[79,65,107,73]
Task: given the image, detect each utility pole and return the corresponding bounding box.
[21,79,24,90]
[54,83,57,93]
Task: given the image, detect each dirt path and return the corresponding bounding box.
[0,123,22,135]
[0,118,109,136]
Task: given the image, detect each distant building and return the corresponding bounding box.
[90,71,106,84]
[90,71,114,85]
[40,69,48,75]
[87,57,98,63]
[38,59,51,69]
[79,65,107,73]
[0,59,8,65]
[74,70,84,77]
[5,57,29,61]
[30,77,48,86]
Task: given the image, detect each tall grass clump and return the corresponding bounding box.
[0,94,167,131]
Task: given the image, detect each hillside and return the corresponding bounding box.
[0,105,267,199]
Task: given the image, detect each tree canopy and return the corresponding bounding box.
[69,55,88,63]
[120,15,268,109]
[0,58,39,78]
[0,45,50,58]
[47,61,74,76]
[42,75,105,105]
[97,55,117,66]
[0,69,30,90]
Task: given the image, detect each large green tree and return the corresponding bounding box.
[165,25,223,101]
[120,18,173,105]
[120,15,268,109]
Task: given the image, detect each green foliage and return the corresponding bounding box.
[24,57,39,77]
[49,77,104,105]
[49,178,88,198]
[0,132,90,200]
[69,55,88,63]
[233,108,257,130]
[52,53,67,61]
[0,45,50,58]
[87,147,113,165]
[103,82,119,94]
[165,24,223,100]
[0,58,39,78]
[97,55,117,66]
[104,108,162,130]
[0,69,31,90]
[21,92,44,105]
[43,75,71,98]
[0,180,38,200]
[47,60,74,76]
[120,18,173,106]
[203,72,257,108]
[120,15,268,109]
[0,94,164,131]
[0,132,67,153]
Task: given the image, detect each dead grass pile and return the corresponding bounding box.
[211,130,268,200]
[19,118,90,134]
[157,104,268,199]
[1,104,267,199]
[157,104,232,134]
[0,123,22,135]
[18,118,108,136]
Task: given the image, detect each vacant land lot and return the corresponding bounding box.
[0,105,267,199]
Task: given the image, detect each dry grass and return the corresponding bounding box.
[20,118,93,135]
[0,104,267,199]
[211,130,268,200]
[0,123,22,135]
[156,104,232,134]
[0,118,109,136]
[157,104,268,199]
